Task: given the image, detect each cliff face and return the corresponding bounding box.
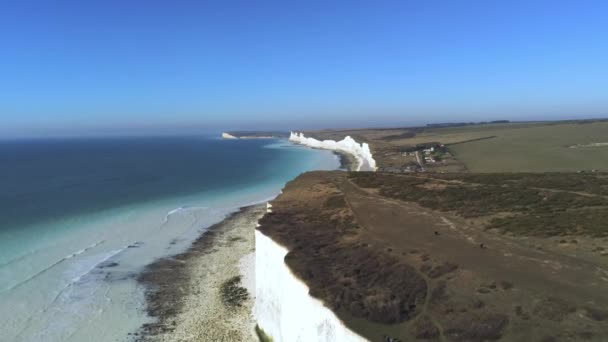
[254,228,367,342]
[221,131,289,139]
[221,132,238,139]
[289,132,377,171]
[252,134,377,341]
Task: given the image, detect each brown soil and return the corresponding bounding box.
[258,171,608,341]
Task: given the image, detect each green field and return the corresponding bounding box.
[448,121,608,172]
[305,119,608,172]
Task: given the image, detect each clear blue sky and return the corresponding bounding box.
[1,0,607,137]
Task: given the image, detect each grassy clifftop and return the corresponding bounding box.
[351,172,608,236]
[258,171,608,341]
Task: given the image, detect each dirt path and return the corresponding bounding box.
[415,151,424,171]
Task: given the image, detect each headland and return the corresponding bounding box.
[136,122,608,341]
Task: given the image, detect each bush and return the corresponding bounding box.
[220,276,249,309]
[255,324,273,342]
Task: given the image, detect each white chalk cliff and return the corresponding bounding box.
[289,132,377,171]
[253,136,375,341]
[221,132,238,139]
[254,228,368,342]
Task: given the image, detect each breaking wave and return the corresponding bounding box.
[0,240,105,294]
[162,206,210,224]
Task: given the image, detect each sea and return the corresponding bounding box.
[0,135,338,342]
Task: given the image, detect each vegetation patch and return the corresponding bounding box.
[350,172,608,236]
[411,315,440,339]
[532,297,576,322]
[220,276,249,309]
[258,179,428,325]
[255,324,273,342]
[429,280,448,305]
[425,262,459,279]
[324,194,347,209]
[489,209,608,237]
[443,313,509,341]
[585,307,608,321]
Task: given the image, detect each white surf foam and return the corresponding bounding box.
[68,247,124,284]
[1,240,106,294]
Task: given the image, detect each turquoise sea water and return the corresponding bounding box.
[0,136,338,341]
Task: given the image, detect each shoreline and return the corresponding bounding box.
[136,204,266,341]
[132,139,343,342]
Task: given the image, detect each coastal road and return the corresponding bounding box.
[415,151,424,171]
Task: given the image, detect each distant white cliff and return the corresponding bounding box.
[254,228,368,342]
[289,132,377,171]
[221,132,238,139]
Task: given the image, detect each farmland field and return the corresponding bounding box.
[306,120,608,173]
[449,121,608,172]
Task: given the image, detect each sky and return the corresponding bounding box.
[1,0,607,137]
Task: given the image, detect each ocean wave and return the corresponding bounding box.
[241,195,278,208]
[162,206,210,224]
[65,240,105,260]
[69,248,124,284]
[15,246,130,341]
[167,207,185,216]
[0,248,41,270]
[0,240,106,294]
[44,246,127,308]
[161,206,185,224]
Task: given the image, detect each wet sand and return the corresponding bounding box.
[136,204,265,342]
